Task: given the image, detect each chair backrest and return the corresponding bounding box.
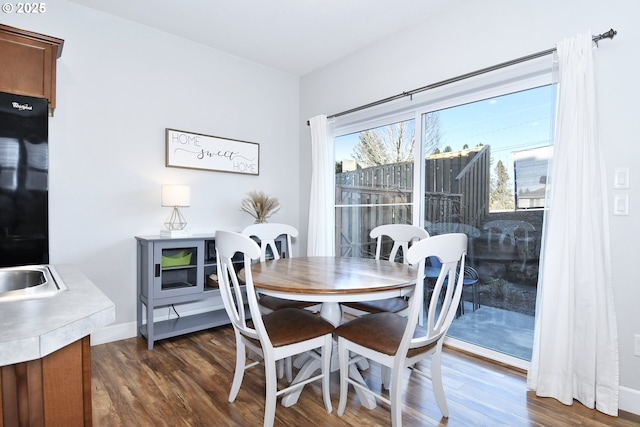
[405,233,467,351]
[370,224,429,264]
[215,230,271,348]
[242,223,298,262]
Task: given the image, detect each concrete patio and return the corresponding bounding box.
[447,301,535,360]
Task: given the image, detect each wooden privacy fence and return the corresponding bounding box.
[336,146,490,257]
[336,185,412,257]
[336,162,413,190]
[424,145,490,226]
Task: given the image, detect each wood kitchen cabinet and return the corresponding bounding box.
[0,24,64,114]
[0,336,92,427]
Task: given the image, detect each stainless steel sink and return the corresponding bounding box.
[0,265,67,302]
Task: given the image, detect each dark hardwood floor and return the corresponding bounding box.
[91,326,640,426]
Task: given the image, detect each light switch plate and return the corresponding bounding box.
[613,194,629,216]
[614,168,629,189]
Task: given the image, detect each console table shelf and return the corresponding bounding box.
[139,310,231,343]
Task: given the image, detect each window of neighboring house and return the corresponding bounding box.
[333,71,556,367]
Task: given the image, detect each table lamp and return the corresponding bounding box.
[160,184,190,237]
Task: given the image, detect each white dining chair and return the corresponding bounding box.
[335,233,468,427]
[342,224,429,317]
[242,223,320,314]
[242,223,320,380]
[215,230,334,427]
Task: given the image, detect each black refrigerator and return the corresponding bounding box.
[0,91,49,267]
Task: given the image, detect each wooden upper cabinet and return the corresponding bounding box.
[0,24,64,114]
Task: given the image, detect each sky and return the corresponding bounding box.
[334,84,556,192]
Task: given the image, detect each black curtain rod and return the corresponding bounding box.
[307,28,617,125]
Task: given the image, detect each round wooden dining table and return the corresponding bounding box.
[249,256,417,326]
[247,256,417,408]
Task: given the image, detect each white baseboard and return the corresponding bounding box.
[620,386,640,416]
[90,321,137,346]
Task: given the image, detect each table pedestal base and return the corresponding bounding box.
[283,301,377,409]
[281,356,377,410]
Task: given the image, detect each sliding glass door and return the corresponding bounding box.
[418,85,556,362]
[333,81,556,366]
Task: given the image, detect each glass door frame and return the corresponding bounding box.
[331,56,556,369]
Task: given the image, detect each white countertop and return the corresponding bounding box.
[0,264,115,366]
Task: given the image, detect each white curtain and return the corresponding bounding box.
[527,32,619,416]
[307,115,335,256]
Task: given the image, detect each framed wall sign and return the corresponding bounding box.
[165,128,260,175]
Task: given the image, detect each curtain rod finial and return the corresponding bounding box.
[601,28,617,40]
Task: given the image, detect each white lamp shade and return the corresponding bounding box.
[161,185,190,207]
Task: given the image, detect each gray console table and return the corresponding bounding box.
[135,234,232,349]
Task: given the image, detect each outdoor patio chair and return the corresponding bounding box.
[425,256,480,316]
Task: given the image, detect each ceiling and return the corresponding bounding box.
[69,0,446,76]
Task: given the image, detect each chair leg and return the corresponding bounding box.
[337,339,349,416]
[382,365,391,390]
[321,335,333,413]
[389,362,403,427]
[473,282,480,311]
[277,359,284,379]
[285,356,293,383]
[229,340,246,402]
[431,349,449,417]
[276,357,293,382]
[263,355,278,427]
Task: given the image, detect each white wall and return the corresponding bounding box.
[3,1,300,339]
[299,0,640,414]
